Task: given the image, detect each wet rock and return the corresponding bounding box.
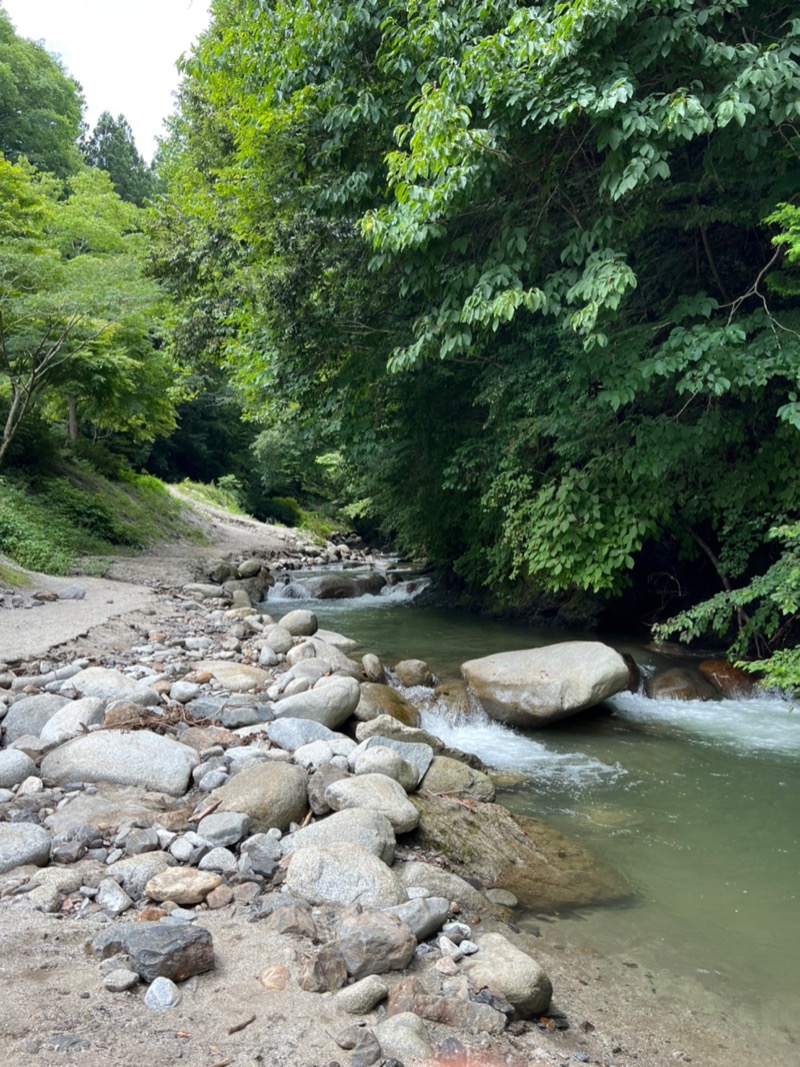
[212,760,308,833]
[282,808,396,865]
[354,683,419,727]
[285,843,407,908]
[40,730,199,796]
[462,641,630,727]
[699,659,756,697]
[145,868,222,905]
[393,659,434,688]
[411,793,628,910]
[646,667,718,702]
[91,921,214,982]
[335,908,417,980]
[325,773,419,834]
[0,822,52,873]
[419,756,496,803]
[462,931,552,1016]
[68,667,159,706]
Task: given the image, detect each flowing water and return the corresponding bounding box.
[269,581,800,1045]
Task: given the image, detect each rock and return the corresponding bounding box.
[325,773,419,834]
[333,974,389,1014]
[279,609,318,636]
[238,558,265,578]
[352,745,420,791]
[39,697,105,744]
[2,693,70,743]
[198,847,237,873]
[387,976,507,1033]
[183,582,229,600]
[263,900,318,939]
[419,755,496,803]
[383,896,450,942]
[646,667,718,701]
[106,851,177,900]
[0,749,36,788]
[272,677,361,730]
[298,637,361,677]
[40,730,199,796]
[412,792,628,910]
[212,760,308,833]
[95,877,133,916]
[103,968,139,992]
[350,735,434,787]
[197,811,250,847]
[315,627,359,651]
[206,884,234,909]
[206,560,238,583]
[393,659,434,688]
[239,832,282,876]
[393,860,498,917]
[299,943,348,992]
[169,681,201,704]
[698,659,756,697]
[374,1011,434,1063]
[285,843,407,908]
[281,808,396,865]
[144,976,182,1011]
[145,868,222,905]
[267,717,339,752]
[293,739,334,769]
[462,641,630,727]
[335,908,417,979]
[354,683,419,726]
[69,667,159,706]
[462,931,552,1016]
[57,583,86,600]
[299,574,363,599]
[91,922,214,982]
[334,1024,382,1067]
[355,715,445,752]
[307,762,349,815]
[0,822,52,873]
[261,625,294,655]
[361,653,387,684]
[195,661,271,692]
[125,827,160,856]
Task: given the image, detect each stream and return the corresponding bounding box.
[268,576,800,1046]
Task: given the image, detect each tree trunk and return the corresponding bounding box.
[67,395,78,441]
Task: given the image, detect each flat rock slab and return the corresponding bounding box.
[462,640,630,727]
[195,661,271,692]
[0,822,52,874]
[40,730,199,796]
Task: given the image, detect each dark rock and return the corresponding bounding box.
[335,909,416,980]
[90,922,214,982]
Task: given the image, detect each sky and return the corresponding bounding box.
[2,0,211,159]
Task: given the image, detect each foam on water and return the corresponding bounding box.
[608,690,800,758]
[417,703,624,788]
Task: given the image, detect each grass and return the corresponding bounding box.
[176,478,248,516]
[0,560,32,589]
[0,458,204,576]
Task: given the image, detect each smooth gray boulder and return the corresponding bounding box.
[0,749,36,789]
[419,755,496,802]
[267,718,339,752]
[352,745,419,790]
[40,730,199,796]
[350,735,434,787]
[374,1013,433,1064]
[285,843,407,908]
[279,609,318,636]
[272,677,361,730]
[281,808,396,865]
[0,822,52,874]
[106,852,177,900]
[211,760,308,833]
[325,773,419,834]
[462,640,630,727]
[196,811,250,847]
[462,931,552,1015]
[68,667,159,707]
[40,697,106,744]
[383,896,450,941]
[2,694,70,744]
[297,637,361,677]
[260,625,294,655]
[195,661,271,693]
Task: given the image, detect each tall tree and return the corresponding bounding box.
[0,6,83,176]
[82,111,158,207]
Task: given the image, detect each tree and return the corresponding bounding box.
[157,1,800,675]
[0,159,176,465]
[0,7,83,176]
[82,111,158,206]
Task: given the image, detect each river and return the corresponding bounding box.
[268,579,800,1052]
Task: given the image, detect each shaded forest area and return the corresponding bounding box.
[1,2,800,686]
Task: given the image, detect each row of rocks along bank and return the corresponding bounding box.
[0,547,672,1066]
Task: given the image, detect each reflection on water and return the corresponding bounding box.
[270,593,800,1039]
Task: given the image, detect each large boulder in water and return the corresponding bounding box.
[461,641,629,727]
[411,792,629,911]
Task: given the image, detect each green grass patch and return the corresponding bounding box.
[177,477,247,516]
[0,458,202,576]
[0,560,32,588]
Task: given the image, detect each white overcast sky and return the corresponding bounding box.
[2,0,211,159]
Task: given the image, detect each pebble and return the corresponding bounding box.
[143,976,182,1011]
[103,968,140,992]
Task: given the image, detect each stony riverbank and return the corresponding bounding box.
[0,523,788,1067]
